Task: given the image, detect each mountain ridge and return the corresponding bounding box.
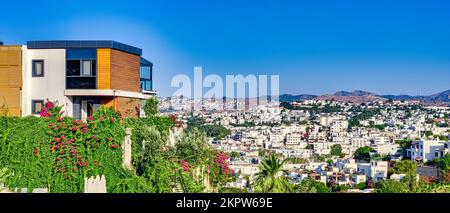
[279,89,450,103]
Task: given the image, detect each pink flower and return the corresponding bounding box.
[45,100,54,109]
[179,160,190,172]
[81,128,88,133]
[39,107,51,117]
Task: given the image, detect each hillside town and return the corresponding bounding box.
[160,96,450,192]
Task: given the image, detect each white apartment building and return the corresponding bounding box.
[285,133,302,145]
[313,142,333,155]
[331,120,349,133]
[269,134,284,143]
[374,143,400,155]
[409,140,448,162]
[373,136,390,145]
[230,164,260,179]
[357,161,388,182]
[352,174,367,185]
[336,159,358,173]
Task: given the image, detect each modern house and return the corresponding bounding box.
[0,40,156,119]
[357,160,388,182]
[409,140,448,162]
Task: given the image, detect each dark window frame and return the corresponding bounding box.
[32,60,45,77]
[81,60,95,76]
[31,99,45,114]
[139,64,153,91]
[65,48,98,90]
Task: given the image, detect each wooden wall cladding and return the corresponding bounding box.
[110,49,140,93]
[115,97,140,118]
[100,97,115,109]
[0,46,22,116]
[97,48,111,89]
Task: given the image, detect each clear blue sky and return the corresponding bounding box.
[1,0,450,97]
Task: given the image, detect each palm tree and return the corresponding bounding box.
[254,154,293,193]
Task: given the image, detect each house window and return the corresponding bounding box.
[82,60,92,76]
[81,60,96,76]
[67,60,96,77]
[31,100,44,114]
[435,152,438,157]
[66,59,96,89]
[66,60,81,76]
[32,60,44,77]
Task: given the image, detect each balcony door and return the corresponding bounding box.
[81,100,94,120]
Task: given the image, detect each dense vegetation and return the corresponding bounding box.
[143,97,159,116]
[376,159,449,193]
[353,146,374,162]
[0,100,234,193]
[0,104,127,192]
[348,108,382,129]
[330,144,342,156]
[187,116,230,140]
[395,139,413,157]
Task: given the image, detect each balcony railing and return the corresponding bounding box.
[66,77,96,89]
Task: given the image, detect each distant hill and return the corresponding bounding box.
[381,90,450,102]
[429,89,450,102]
[317,90,386,103]
[278,94,317,102]
[279,89,450,104]
[334,90,375,97]
[380,95,428,101]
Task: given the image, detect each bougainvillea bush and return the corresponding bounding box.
[0,100,234,193]
[0,100,127,192]
[207,151,235,187]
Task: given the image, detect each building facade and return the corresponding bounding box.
[0,40,156,119]
[409,140,448,162]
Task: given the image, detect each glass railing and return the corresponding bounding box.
[140,79,152,91]
[66,77,96,89]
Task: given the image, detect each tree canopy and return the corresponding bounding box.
[330,144,342,156]
[353,146,374,162]
[143,98,159,116]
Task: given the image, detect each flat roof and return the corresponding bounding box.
[27,40,142,56]
[140,57,153,66]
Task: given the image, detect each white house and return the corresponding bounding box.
[357,160,388,182]
[409,140,447,162]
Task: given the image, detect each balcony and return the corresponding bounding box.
[66,76,96,89]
